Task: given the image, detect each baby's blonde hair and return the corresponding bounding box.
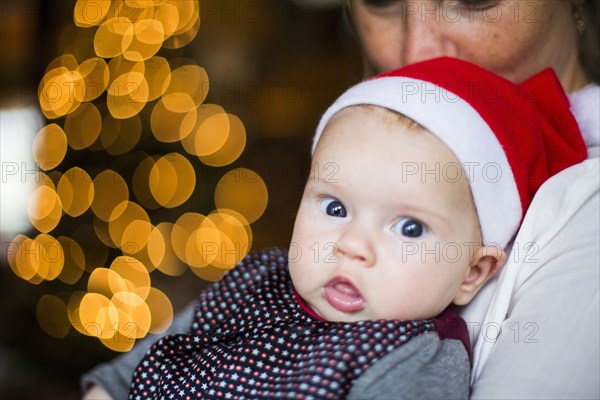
[332,104,424,132]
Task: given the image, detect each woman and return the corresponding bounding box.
[348,1,599,398]
[83,1,599,398]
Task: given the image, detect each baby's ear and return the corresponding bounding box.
[453,245,506,306]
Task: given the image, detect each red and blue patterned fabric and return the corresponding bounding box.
[129,248,468,399]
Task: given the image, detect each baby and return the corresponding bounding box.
[128,57,586,399]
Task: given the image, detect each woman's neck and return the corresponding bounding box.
[560,49,591,93]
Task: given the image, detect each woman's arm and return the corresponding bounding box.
[80,301,196,400]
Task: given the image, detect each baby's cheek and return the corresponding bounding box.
[291,259,323,296]
[288,261,308,289]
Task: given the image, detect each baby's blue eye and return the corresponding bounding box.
[320,198,347,218]
[393,218,426,238]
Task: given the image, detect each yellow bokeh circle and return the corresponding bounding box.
[148,223,188,276]
[199,114,247,167]
[79,293,118,339]
[149,152,196,208]
[163,64,209,108]
[76,57,110,102]
[122,19,165,62]
[91,170,129,221]
[33,124,68,171]
[109,256,151,299]
[64,102,103,150]
[74,0,111,28]
[108,201,152,252]
[107,71,149,119]
[38,67,84,119]
[57,167,94,217]
[145,56,171,101]
[28,184,63,233]
[150,97,197,143]
[94,17,134,59]
[214,168,268,223]
[56,236,86,285]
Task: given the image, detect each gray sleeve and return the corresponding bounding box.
[349,333,470,400]
[80,301,196,399]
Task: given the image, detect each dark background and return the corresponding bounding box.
[0,0,362,398]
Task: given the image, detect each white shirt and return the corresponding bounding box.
[466,84,600,399]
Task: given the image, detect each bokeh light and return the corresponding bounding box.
[108,201,151,251]
[111,291,151,338]
[34,233,64,281]
[93,215,117,249]
[79,292,118,339]
[74,0,112,28]
[122,19,165,61]
[56,236,86,284]
[151,96,197,142]
[147,222,188,276]
[132,155,161,209]
[109,256,151,298]
[144,287,174,334]
[28,182,63,233]
[145,56,171,100]
[64,102,103,150]
[90,170,129,221]
[36,295,70,339]
[46,54,79,73]
[33,124,68,171]
[108,56,145,85]
[106,71,149,119]
[149,152,196,208]
[20,0,271,352]
[94,17,135,59]
[88,267,126,299]
[204,114,247,166]
[163,9,201,49]
[57,167,94,217]
[163,64,209,108]
[185,216,220,269]
[38,67,84,119]
[214,168,268,223]
[67,291,88,335]
[100,113,142,155]
[76,57,109,102]
[171,212,208,266]
[9,233,65,285]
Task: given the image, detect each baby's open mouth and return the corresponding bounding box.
[324,278,365,313]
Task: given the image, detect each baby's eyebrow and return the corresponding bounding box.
[308,162,340,183]
[305,174,338,186]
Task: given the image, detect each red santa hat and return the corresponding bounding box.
[313,57,587,248]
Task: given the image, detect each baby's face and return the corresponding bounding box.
[289,107,482,322]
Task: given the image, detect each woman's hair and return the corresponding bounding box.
[579,1,600,83]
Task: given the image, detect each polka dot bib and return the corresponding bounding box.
[129,248,460,400]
